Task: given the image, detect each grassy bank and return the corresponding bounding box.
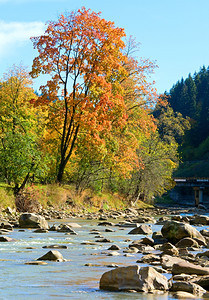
[0,183,152,212]
[0,183,15,209]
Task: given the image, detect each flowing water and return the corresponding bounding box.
[0,218,189,299]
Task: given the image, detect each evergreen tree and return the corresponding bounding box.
[167,65,209,158]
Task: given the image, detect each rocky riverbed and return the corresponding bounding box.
[1,206,209,299]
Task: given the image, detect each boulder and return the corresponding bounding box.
[175,237,199,248]
[98,221,114,226]
[161,221,206,245]
[117,221,139,228]
[161,242,179,256]
[171,215,183,222]
[128,224,152,235]
[33,229,48,233]
[161,255,186,270]
[57,224,77,234]
[196,250,209,258]
[99,265,168,292]
[152,266,168,274]
[156,216,170,225]
[0,236,15,242]
[37,250,65,262]
[19,213,49,229]
[136,254,160,264]
[67,223,81,228]
[172,291,198,299]
[0,222,13,231]
[152,231,168,244]
[190,215,209,225]
[172,261,209,275]
[140,237,155,246]
[42,245,68,249]
[133,216,156,224]
[200,229,209,238]
[178,248,193,258]
[96,238,112,243]
[48,225,59,231]
[107,244,120,250]
[123,247,139,254]
[191,275,209,290]
[0,229,11,234]
[172,274,194,281]
[200,229,209,237]
[105,228,115,232]
[170,281,206,297]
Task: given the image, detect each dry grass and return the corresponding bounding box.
[0,185,15,210]
[0,183,153,213]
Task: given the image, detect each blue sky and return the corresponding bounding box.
[0,0,209,94]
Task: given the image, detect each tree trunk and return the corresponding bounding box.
[13,161,35,196]
[14,172,30,196]
[56,124,80,183]
[57,162,65,183]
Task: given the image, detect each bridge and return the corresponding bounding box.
[173,178,209,207]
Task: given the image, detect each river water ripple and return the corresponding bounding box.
[0,218,197,299]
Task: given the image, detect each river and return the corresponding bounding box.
[0,217,192,299]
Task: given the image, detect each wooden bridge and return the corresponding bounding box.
[174,178,209,207]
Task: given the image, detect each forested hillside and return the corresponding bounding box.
[166,66,209,177]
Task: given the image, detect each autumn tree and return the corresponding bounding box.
[30,7,128,183]
[0,66,47,194]
[67,37,159,194]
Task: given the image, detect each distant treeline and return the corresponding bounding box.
[165,66,209,177]
[167,66,209,162]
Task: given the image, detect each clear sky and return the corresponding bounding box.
[0,0,209,94]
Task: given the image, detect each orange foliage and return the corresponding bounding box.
[30,7,129,181]
[30,7,158,182]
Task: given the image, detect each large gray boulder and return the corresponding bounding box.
[19,213,49,229]
[99,265,168,292]
[161,221,206,245]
